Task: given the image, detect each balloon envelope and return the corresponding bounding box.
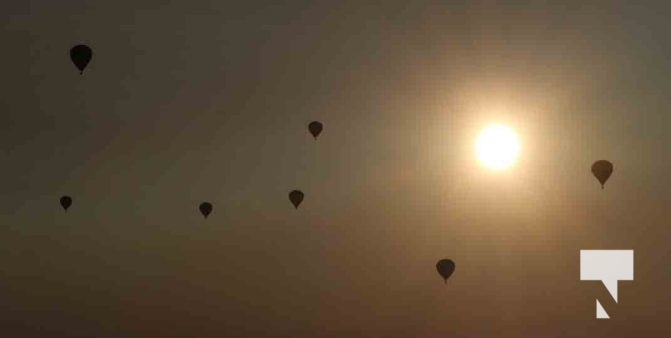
[436,259,455,283]
[70,44,92,74]
[199,202,212,218]
[60,195,72,211]
[591,160,613,189]
[289,190,304,209]
[308,121,323,139]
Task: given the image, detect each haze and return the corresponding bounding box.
[2,1,671,337]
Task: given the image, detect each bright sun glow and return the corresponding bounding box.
[475,124,520,170]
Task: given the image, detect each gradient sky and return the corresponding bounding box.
[3,1,671,337]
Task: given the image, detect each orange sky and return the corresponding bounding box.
[2,1,671,337]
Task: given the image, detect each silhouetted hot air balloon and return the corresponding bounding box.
[289,190,304,209]
[199,202,212,218]
[591,160,613,189]
[60,195,72,211]
[70,44,92,74]
[308,121,323,139]
[436,259,455,284]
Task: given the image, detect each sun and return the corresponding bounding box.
[475,124,520,170]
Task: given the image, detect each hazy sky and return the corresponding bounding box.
[3,1,671,337]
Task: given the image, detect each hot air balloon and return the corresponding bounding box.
[289,190,304,209]
[591,160,613,189]
[60,195,72,211]
[436,259,455,284]
[70,44,92,74]
[308,121,323,139]
[199,202,212,218]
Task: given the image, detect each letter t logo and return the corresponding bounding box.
[580,250,634,318]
